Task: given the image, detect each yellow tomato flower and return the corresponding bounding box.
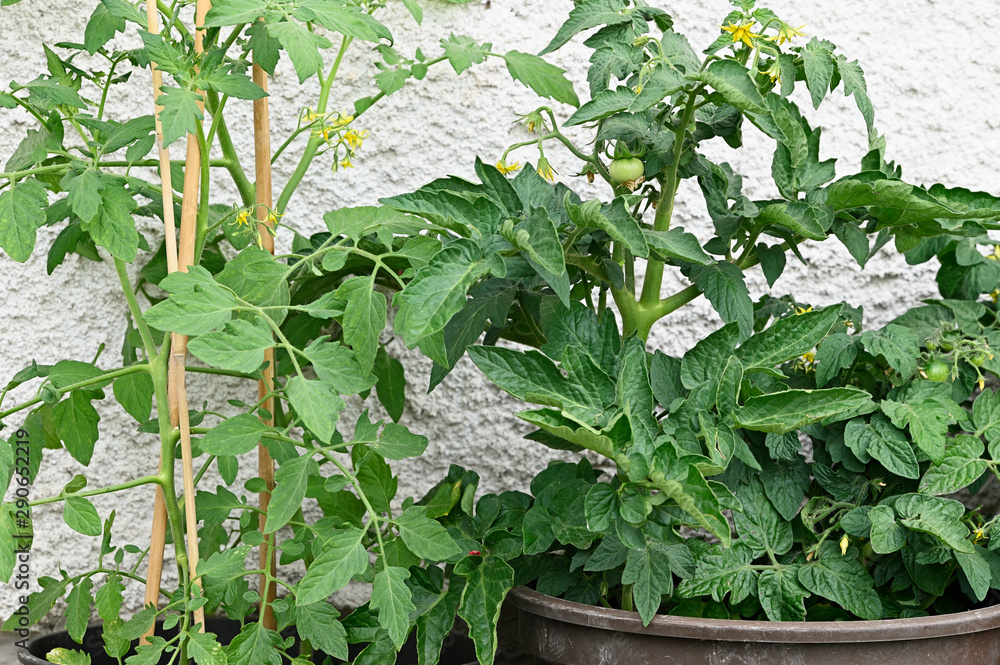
[975,528,986,544]
[986,245,1000,261]
[839,534,849,556]
[344,129,368,151]
[234,208,253,228]
[537,157,557,182]
[721,21,762,48]
[266,209,284,226]
[765,60,782,83]
[773,22,808,45]
[496,159,521,175]
[795,305,813,315]
[340,156,355,169]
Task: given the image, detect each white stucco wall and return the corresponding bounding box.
[1,0,999,626]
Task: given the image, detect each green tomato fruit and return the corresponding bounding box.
[924,360,950,382]
[609,157,644,184]
[970,352,987,367]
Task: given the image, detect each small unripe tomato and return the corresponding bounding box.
[970,352,987,367]
[924,360,950,382]
[609,157,644,184]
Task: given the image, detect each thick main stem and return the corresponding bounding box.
[252,61,278,631]
[637,90,702,325]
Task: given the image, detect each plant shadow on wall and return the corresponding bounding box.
[0,0,582,663]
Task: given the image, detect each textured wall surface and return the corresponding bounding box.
[1,0,999,628]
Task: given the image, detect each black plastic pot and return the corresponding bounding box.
[17,617,477,665]
[509,586,1000,665]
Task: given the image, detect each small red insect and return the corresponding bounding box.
[468,550,481,556]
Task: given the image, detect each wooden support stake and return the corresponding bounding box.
[141,0,179,644]
[252,62,278,631]
[170,0,212,634]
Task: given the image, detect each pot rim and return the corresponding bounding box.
[508,586,1000,644]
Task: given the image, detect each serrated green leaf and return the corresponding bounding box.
[798,553,880,619]
[468,346,603,422]
[226,622,282,665]
[371,566,414,649]
[844,413,919,479]
[455,556,514,665]
[185,630,227,665]
[394,506,462,561]
[286,376,344,444]
[733,477,791,559]
[643,227,713,265]
[881,398,952,465]
[687,59,766,114]
[296,527,368,605]
[860,324,920,379]
[735,387,875,433]
[894,493,972,553]
[801,38,835,109]
[200,413,268,456]
[335,276,386,374]
[540,0,629,55]
[95,573,124,623]
[757,565,806,621]
[503,51,579,107]
[738,306,840,372]
[65,578,94,644]
[688,261,753,340]
[566,197,647,258]
[441,33,488,75]
[188,318,273,374]
[54,391,101,466]
[0,179,48,262]
[265,454,315,533]
[921,434,986,495]
[201,0,266,26]
[295,1,391,42]
[267,21,330,83]
[113,372,154,423]
[395,240,488,357]
[566,87,635,126]
[296,603,347,661]
[868,504,904,554]
[158,86,204,147]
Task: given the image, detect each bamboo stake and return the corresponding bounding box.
[170,0,213,634]
[141,0,179,645]
[252,62,278,631]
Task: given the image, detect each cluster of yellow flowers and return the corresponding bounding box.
[720,18,806,84]
[721,19,807,49]
[303,108,369,171]
[231,205,283,249]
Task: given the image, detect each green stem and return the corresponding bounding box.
[275,35,353,214]
[316,449,387,556]
[29,476,160,507]
[0,364,148,420]
[205,90,254,205]
[194,122,212,263]
[637,87,703,313]
[114,258,158,358]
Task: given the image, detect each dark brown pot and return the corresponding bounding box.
[17,617,477,665]
[509,586,1000,665]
